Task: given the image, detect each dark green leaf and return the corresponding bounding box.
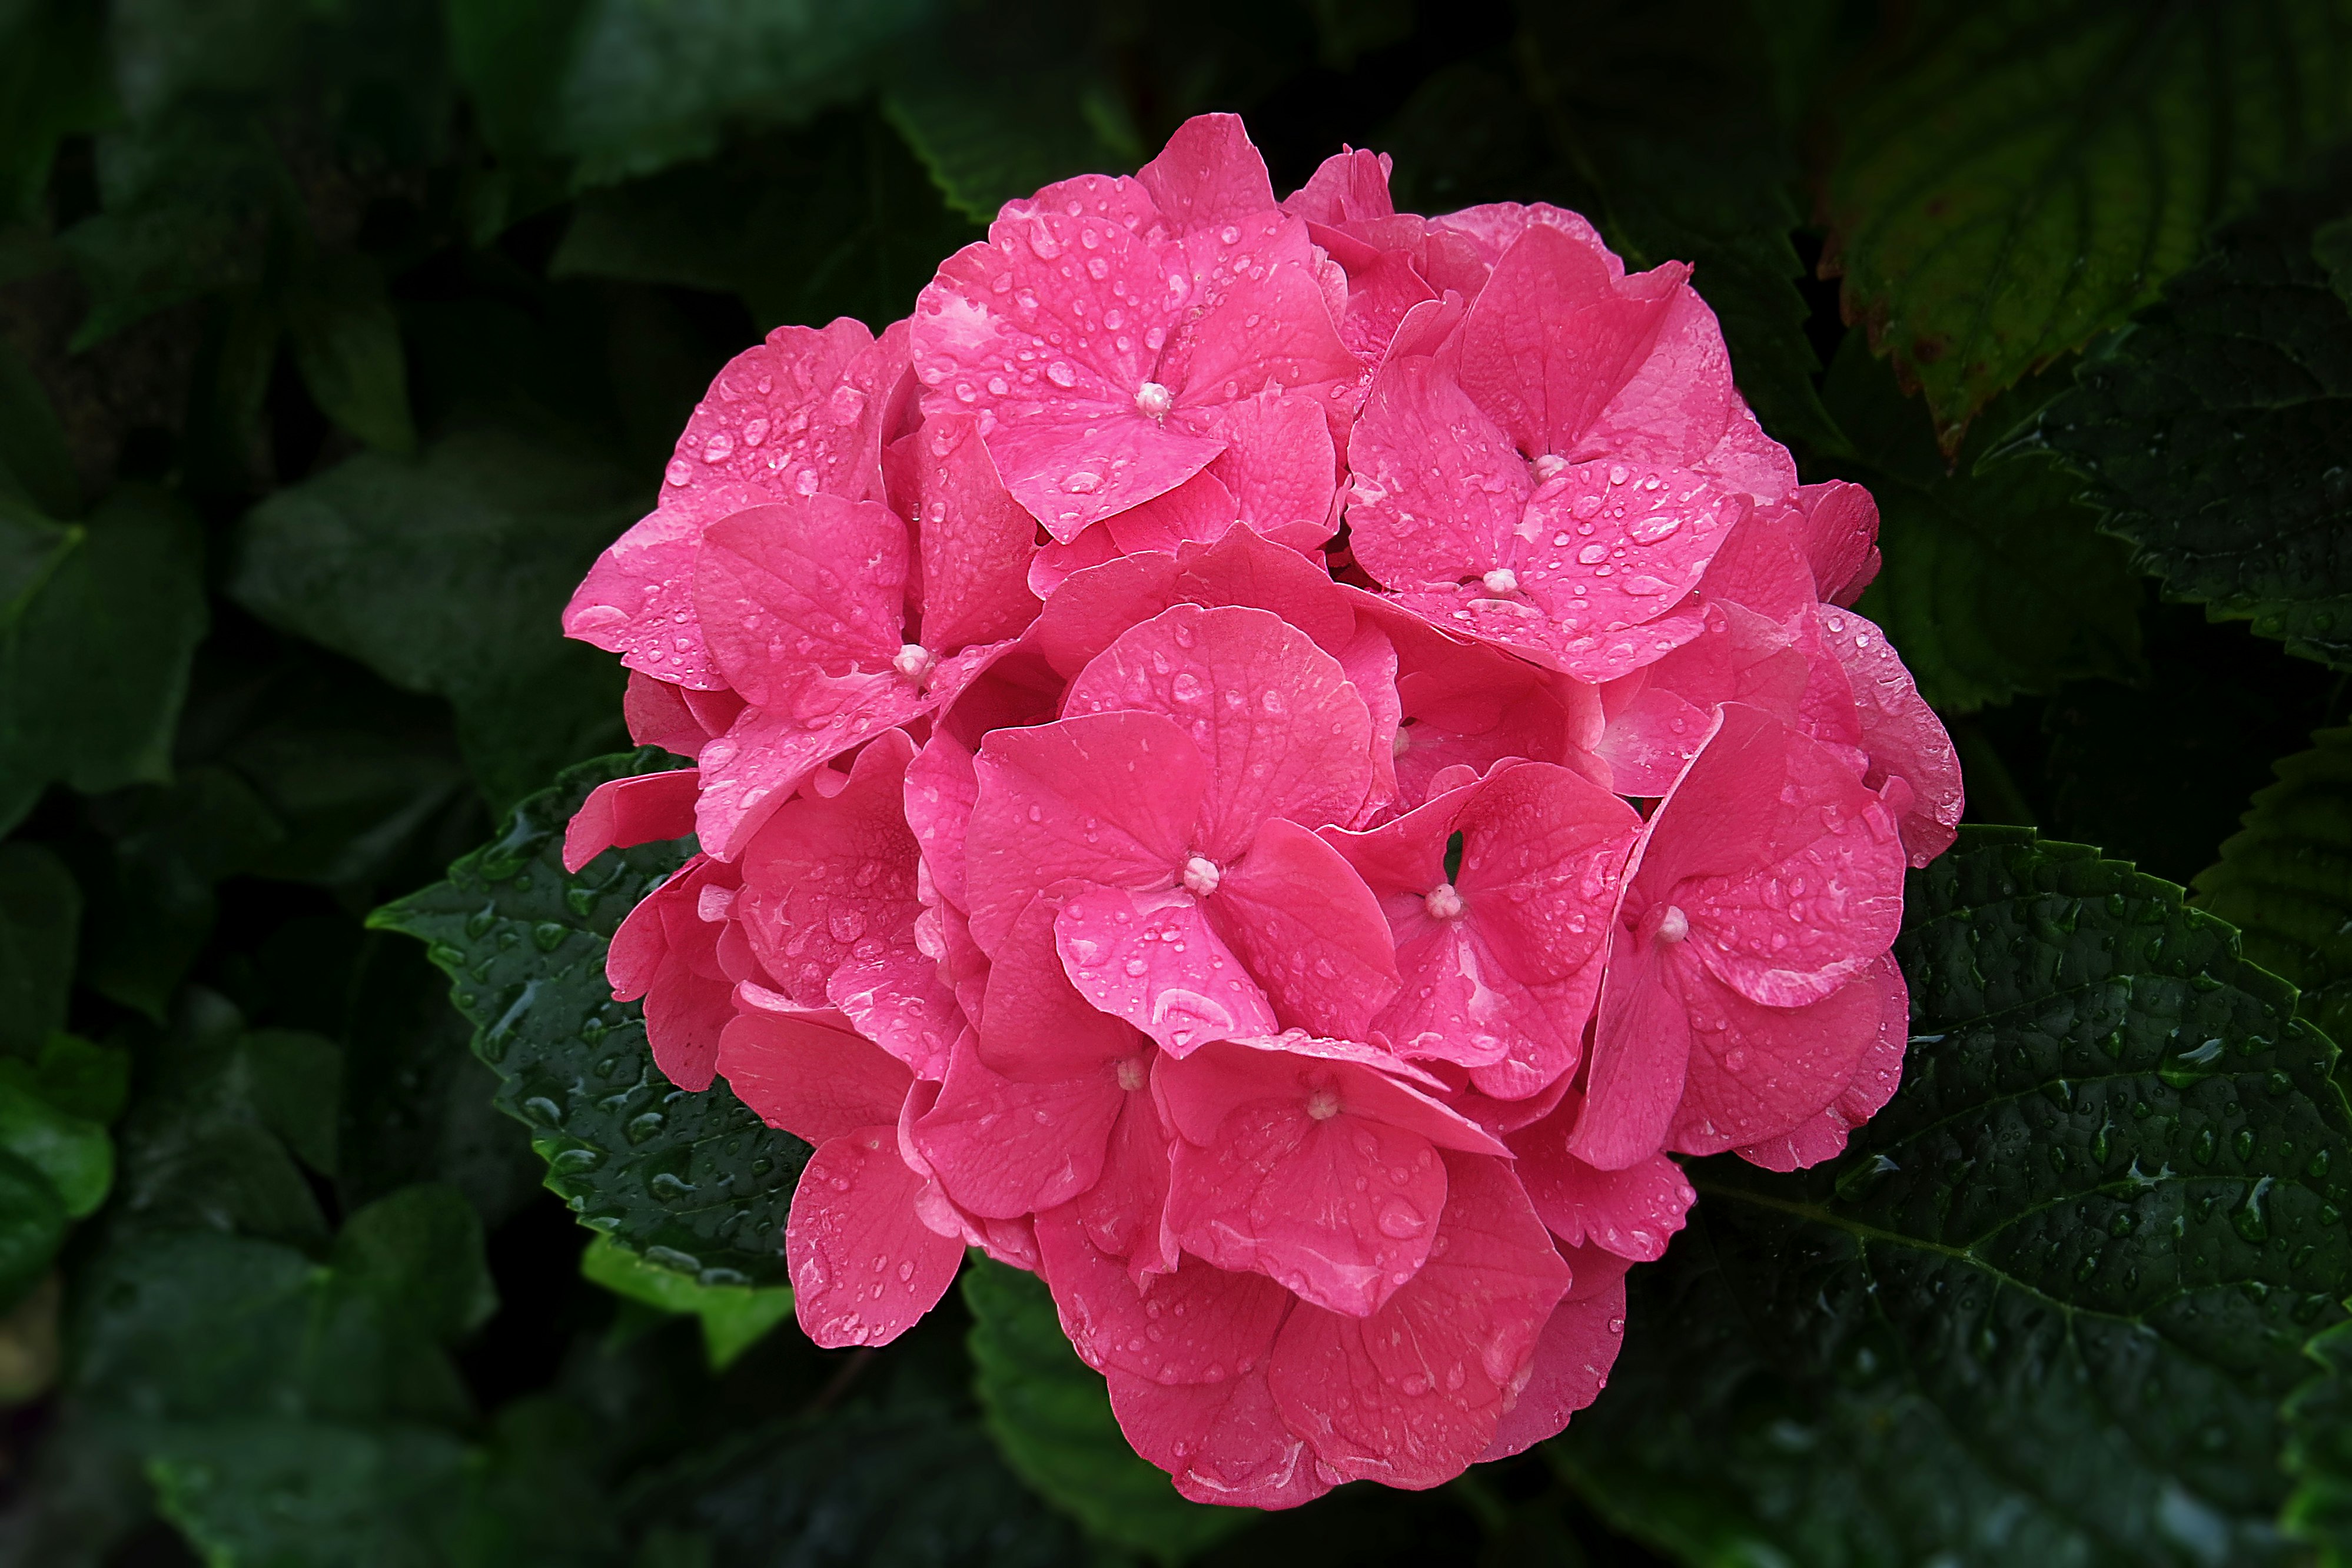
[229,427,635,808]
[2320,214,2352,305]
[147,1418,476,1568]
[580,1233,793,1371]
[0,1080,110,1218]
[550,0,935,188]
[2029,159,2352,671]
[283,250,417,456]
[371,750,810,1287]
[1556,828,2352,1567]
[242,1027,344,1178]
[6,1031,132,1125]
[1514,0,1849,456]
[0,331,81,517]
[1823,0,2352,444]
[0,486,209,835]
[554,111,982,333]
[2285,1317,2352,1562]
[58,119,277,347]
[1830,343,2144,711]
[882,0,1139,225]
[963,1256,1254,1563]
[0,841,79,1058]
[2194,727,2352,1046]
[330,1183,497,1345]
[0,0,112,224]
[0,1145,66,1308]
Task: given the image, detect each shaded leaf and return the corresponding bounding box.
[0,841,79,1059]
[581,1233,795,1371]
[0,331,81,517]
[1556,828,2352,1567]
[0,0,112,224]
[1823,0,2352,444]
[2195,727,2352,1046]
[147,1418,476,1568]
[963,1256,1254,1563]
[230,426,635,808]
[2286,1317,2352,1563]
[0,1147,66,1310]
[283,249,417,456]
[2029,158,2352,671]
[0,487,209,836]
[371,750,810,1287]
[0,1081,110,1218]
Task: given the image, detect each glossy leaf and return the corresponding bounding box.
[2029,159,2352,671]
[2195,728,2352,1047]
[1556,828,2352,1567]
[0,842,79,1059]
[283,250,417,457]
[0,1082,111,1219]
[1823,0,2352,443]
[230,427,634,808]
[963,1257,1255,1562]
[372,750,810,1287]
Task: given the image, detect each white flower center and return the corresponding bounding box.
[1533,453,1568,482]
[1656,904,1689,943]
[1305,1088,1342,1121]
[1182,855,1222,897]
[1391,727,1412,758]
[892,643,936,684]
[1135,380,1175,420]
[1424,882,1466,921]
[1115,1056,1148,1092]
[1481,567,1519,594]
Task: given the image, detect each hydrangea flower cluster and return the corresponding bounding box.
[560,115,1960,1506]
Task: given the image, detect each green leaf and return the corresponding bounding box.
[0,1146,65,1308]
[12,1031,131,1124]
[1554,827,2352,1567]
[241,1028,344,1178]
[882,0,1139,225]
[283,249,417,456]
[580,1233,794,1371]
[0,841,79,1059]
[58,119,278,347]
[554,109,982,333]
[1823,0,2352,444]
[2028,158,2352,672]
[550,0,936,188]
[147,1418,476,1568]
[331,1184,498,1345]
[229,426,634,808]
[371,750,810,1287]
[0,331,81,518]
[1829,343,2145,712]
[1514,0,1849,457]
[0,1080,110,1218]
[0,0,112,224]
[2194,727,2352,1047]
[962,1256,1254,1563]
[2287,1317,2352,1563]
[0,487,209,835]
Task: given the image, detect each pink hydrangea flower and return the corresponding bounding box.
[561,112,1959,1506]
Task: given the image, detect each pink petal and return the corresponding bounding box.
[913,218,1220,537]
[1192,390,1341,551]
[1456,225,1677,461]
[1816,606,1962,867]
[1137,113,1278,235]
[965,710,1204,954]
[1431,202,1618,275]
[623,670,724,757]
[1268,1151,1570,1487]
[904,729,978,911]
[1478,1243,1630,1460]
[1510,1093,1694,1261]
[1064,1086,1180,1277]
[694,497,908,707]
[1212,818,1401,1041]
[1336,621,1403,821]
[788,1124,964,1348]
[606,854,738,1092]
[1105,1366,1332,1510]
[716,1007,912,1143]
[913,1040,1127,1218]
[1346,356,1532,592]
[1584,282,1795,504]
[1569,943,1690,1171]
[1154,1034,1497,1152]
[1055,884,1281,1056]
[1790,479,1882,606]
[693,680,928,860]
[1735,954,1909,1171]
[1035,526,1358,681]
[1062,603,1374,856]
[563,768,699,873]
[1595,600,1809,797]
[976,886,1144,1079]
[1672,949,1908,1158]
[825,942,962,1082]
[892,412,1043,653]
[736,730,921,1005]
[1635,703,1906,1008]
[1034,1207,1290,1384]
[1285,148,1395,226]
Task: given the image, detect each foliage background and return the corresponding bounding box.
[1,0,2350,1563]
